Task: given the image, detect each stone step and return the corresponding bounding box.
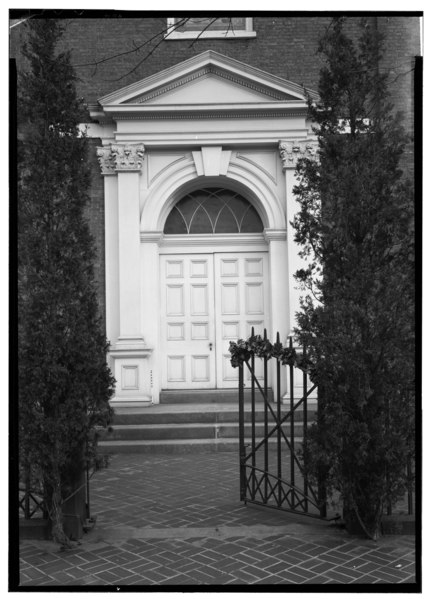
[100,401,317,453]
[98,437,302,454]
[159,389,274,404]
[100,421,308,442]
[98,438,240,454]
[111,402,317,425]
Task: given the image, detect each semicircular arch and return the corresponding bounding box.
[140,157,285,232]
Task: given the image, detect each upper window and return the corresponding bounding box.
[165,17,256,40]
[164,188,263,235]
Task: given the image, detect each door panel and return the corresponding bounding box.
[160,255,216,389]
[214,253,269,388]
[161,252,269,389]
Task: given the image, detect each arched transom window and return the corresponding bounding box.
[164,188,264,234]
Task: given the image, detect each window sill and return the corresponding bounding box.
[164,31,257,40]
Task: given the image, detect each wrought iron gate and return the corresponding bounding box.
[235,330,327,519]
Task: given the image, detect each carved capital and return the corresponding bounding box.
[97,143,145,175]
[111,143,145,172]
[278,139,319,170]
[97,146,116,175]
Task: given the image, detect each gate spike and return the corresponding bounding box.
[276,331,280,344]
[251,326,255,337]
[264,328,267,341]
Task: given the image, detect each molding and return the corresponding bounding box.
[166,30,257,40]
[109,347,153,360]
[264,229,287,242]
[279,139,319,169]
[165,18,256,41]
[96,50,317,107]
[159,233,268,249]
[235,152,278,185]
[104,105,308,121]
[96,143,145,175]
[128,65,287,105]
[148,154,189,187]
[121,365,139,390]
[140,231,164,243]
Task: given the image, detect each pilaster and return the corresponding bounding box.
[97,143,153,407]
[278,139,318,403]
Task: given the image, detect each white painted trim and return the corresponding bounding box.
[165,17,256,40]
[157,234,268,254]
[95,50,316,107]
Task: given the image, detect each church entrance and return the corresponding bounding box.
[159,187,269,391]
[160,251,269,390]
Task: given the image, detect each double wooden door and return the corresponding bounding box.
[160,252,269,389]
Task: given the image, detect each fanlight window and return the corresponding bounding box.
[164,188,264,235]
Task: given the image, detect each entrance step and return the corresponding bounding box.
[98,402,316,454]
[159,389,274,404]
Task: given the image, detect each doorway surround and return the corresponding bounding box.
[90,51,318,407]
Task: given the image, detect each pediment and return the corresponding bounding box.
[94,50,316,120]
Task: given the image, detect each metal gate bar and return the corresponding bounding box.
[237,329,326,519]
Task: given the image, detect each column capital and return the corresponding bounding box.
[97,143,145,175]
[278,139,319,170]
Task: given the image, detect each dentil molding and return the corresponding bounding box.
[97,143,145,175]
[278,139,319,170]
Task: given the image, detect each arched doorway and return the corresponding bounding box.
[159,187,269,391]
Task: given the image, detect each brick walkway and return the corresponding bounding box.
[17,453,418,589]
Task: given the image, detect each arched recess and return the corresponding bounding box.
[140,157,286,233]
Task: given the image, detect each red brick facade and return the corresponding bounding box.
[11,14,421,328]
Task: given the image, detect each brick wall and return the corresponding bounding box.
[377,16,421,175]
[11,15,420,330]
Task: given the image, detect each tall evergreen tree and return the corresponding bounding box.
[18,19,114,547]
[293,18,415,539]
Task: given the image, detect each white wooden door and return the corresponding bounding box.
[214,252,269,388]
[160,252,269,389]
[160,255,216,389]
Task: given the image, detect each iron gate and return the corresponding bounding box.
[234,330,327,519]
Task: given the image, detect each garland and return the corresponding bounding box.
[229,334,312,371]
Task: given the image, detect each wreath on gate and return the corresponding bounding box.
[228,334,312,372]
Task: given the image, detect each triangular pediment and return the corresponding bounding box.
[95,51,316,116]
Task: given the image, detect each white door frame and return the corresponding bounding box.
[159,246,270,391]
[137,228,290,404]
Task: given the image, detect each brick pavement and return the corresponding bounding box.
[17,453,418,589]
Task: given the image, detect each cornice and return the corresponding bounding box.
[128,65,289,105]
[106,107,308,121]
[279,139,319,170]
[97,50,317,107]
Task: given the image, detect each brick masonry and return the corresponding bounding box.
[16,453,418,589]
[10,14,421,331]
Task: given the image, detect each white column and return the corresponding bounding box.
[117,169,142,340]
[140,233,163,404]
[264,229,289,397]
[97,143,152,407]
[102,173,119,344]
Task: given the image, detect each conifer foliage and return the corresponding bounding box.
[18,19,115,547]
[293,18,415,539]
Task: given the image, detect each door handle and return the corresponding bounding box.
[209,342,213,351]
